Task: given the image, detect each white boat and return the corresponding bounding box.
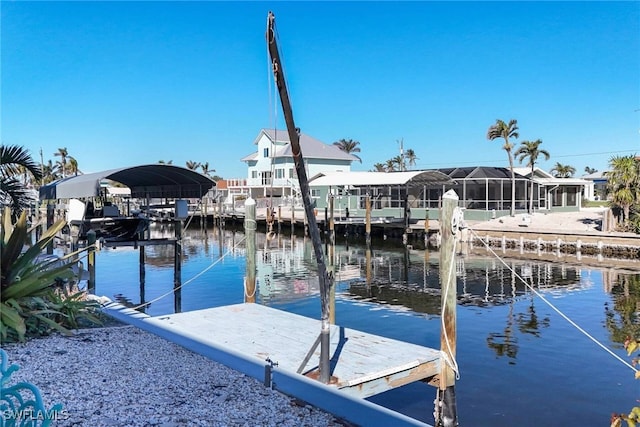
[67,198,149,242]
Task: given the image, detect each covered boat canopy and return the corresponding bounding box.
[39,164,216,200]
[308,170,452,188]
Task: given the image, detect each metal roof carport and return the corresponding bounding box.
[39,164,216,200]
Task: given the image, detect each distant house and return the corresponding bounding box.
[512,167,588,211]
[239,129,358,201]
[581,171,608,201]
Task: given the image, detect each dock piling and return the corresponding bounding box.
[244,198,257,303]
[87,230,96,294]
[437,189,459,427]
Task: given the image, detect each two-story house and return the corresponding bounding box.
[240,129,358,202]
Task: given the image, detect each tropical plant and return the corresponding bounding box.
[606,155,640,228]
[186,160,201,171]
[610,337,640,426]
[333,138,362,163]
[372,163,386,172]
[550,162,576,178]
[585,166,598,174]
[404,148,418,170]
[515,139,550,214]
[1,145,43,216]
[67,156,81,176]
[200,162,215,177]
[54,147,69,179]
[42,160,59,184]
[487,119,519,216]
[0,209,96,342]
[385,159,397,172]
[158,160,173,164]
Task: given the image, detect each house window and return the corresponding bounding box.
[263,148,269,157]
[261,171,272,186]
[311,189,320,198]
[289,168,294,179]
[275,168,285,179]
[251,171,257,179]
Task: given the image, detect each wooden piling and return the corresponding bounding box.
[278,206,282,234]
[438,189,459,427]
[365,195,371,246]
[329,196,335,246]
[46,203,54,255]
[291,204,295,234]
[87,230,96,294]
[139,245,146,307]
[174,220,183,313]
[245,198,257,303]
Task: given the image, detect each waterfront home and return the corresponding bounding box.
[512,167,589,211]
[239,129,358,202]
[308,166,590,221]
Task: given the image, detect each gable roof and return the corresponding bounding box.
[513,167,555,179]
[242,129,358,162]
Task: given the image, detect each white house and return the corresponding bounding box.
[240,129,358,200]
[513,167,589,210]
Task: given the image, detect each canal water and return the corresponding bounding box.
[91,224,639,426]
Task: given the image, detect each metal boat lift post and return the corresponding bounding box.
[266,11,334,384]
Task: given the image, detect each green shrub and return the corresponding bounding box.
[1,208,100,342]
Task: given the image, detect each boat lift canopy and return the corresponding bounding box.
[39,164,216,200]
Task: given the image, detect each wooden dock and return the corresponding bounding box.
[142,303,440,399]
[104,302,442,397]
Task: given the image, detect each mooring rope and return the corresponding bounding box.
[466,225,639,374]
[130,234,247,311]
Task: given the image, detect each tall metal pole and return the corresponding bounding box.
[267,11,333,383]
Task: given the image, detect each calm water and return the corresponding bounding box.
[91,224,639,426]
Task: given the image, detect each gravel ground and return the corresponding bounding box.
[2,325,343,427]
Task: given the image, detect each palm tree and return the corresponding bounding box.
[550,162,576,178]
[384,159,396,172]
[515,139,550,214]
[54,147,68,178]
[584,166,598,174]
[487,119,519,216]
[391,155,405,171]
[158,160,173,164]
[186,160,200,171]
[200,162,215,177]
[372,163,386,172]
[333,138,362,163]
[606,155,639,225]
[404,149,418,170]
[67,156,81,176]
[42,160,59,184]
[1,145,43,214]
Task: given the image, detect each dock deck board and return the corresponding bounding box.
[145,303,440,398]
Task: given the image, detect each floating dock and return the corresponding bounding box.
[102,301,439,426]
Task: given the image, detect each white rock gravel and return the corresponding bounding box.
[2,325,344,427]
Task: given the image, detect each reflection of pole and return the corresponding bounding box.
[438,190,458,427]
[87,230,96,294]
[329,219,335,325]
[245,198,257,303]
[366,246,372,287]
[174,220,183,313]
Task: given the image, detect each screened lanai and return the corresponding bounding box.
[308,167,542,221]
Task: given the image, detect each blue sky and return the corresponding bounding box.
[2,1,639,179]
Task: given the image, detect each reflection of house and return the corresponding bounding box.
[239,129,358,201]
[513,167,589,211]
[309,166,590,221]
[581,171,608,201]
